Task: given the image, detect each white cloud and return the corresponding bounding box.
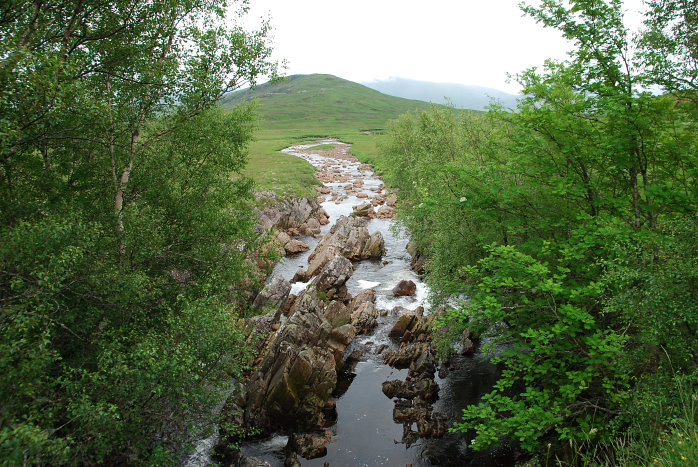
[239,0,647,93]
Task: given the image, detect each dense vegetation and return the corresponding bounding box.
[382,0,698,463]
[0,0,277,463]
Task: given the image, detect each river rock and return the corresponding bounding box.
[382,378,439,402]
[323,300,351,328]
[376,204,394,219]
[388,311,418,338]
[310,254,353,299]
[284,239,310,255]
[392,279,416,297]
[287,432,330,460]
[294,216,384,282]
[383,341,431,368]
[242,289,337,432]
[255,191,327,233]
[351,201,373,217]
[348,289,378,335]
[252,276,292,311]
[300,217,321,236]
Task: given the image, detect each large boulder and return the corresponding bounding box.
[255,191,328,233]
[294,216,384,282]
[284,239,310,255]
[388,311,418,339]
[235,288,360,435]
[252,276,292,311]
[310,254,353,300]
[392,279,417,297]
[349,289,378,335]
[242,289,335,431]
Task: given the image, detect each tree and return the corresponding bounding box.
[640,0,698,100]
[0,0,277,462]
[383,0,698,458]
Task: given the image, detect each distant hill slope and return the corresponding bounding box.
[220,74,439,129]
[362,77,520,111]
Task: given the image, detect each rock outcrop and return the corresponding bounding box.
[382,312,447,447]
[255,191,328,234]
[224,284,363,443]
[239,289,337,432]
[309,254,353,301]
[406,240,427,275]
[348,289,378,335]
[293,216,384,282]
[252,276,292,311]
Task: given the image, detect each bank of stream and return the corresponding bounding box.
[232,140,515,466]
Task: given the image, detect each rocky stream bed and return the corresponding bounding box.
[188,141,517,466]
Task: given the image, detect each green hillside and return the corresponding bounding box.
[223,74,447,198]
[222,74,434,130]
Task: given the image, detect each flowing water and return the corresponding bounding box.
[237,141,515,466]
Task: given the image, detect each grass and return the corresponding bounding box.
[231,74,430,197]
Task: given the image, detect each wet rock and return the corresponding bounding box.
[323,300,350,328]
[382,379,439,401]
[252,276,292,311]
[351,201,373,217]
[409,346,437,379]
[287,432,331,460]
[284,239,310,255]
[376,204,394,219]
[386,193,398,206]
[311,254,353,299]
[255,191,325,233]
[294,216,384,282]
[349,289,378,335]
[388,311,418,339]
[392,279,417,297]
[242,289,338,432]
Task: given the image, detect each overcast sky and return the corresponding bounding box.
[241,0,647,94]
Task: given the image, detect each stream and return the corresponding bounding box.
[235,141,516,466]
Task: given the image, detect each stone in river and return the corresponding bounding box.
[393,279,417,297]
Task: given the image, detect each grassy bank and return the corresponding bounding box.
[233,75,430,197]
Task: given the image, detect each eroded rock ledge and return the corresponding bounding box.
[293,215,384,283]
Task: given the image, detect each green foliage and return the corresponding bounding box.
[382,0,698,460]
[0,0,275,462]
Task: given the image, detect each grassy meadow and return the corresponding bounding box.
[224,74,436,197]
